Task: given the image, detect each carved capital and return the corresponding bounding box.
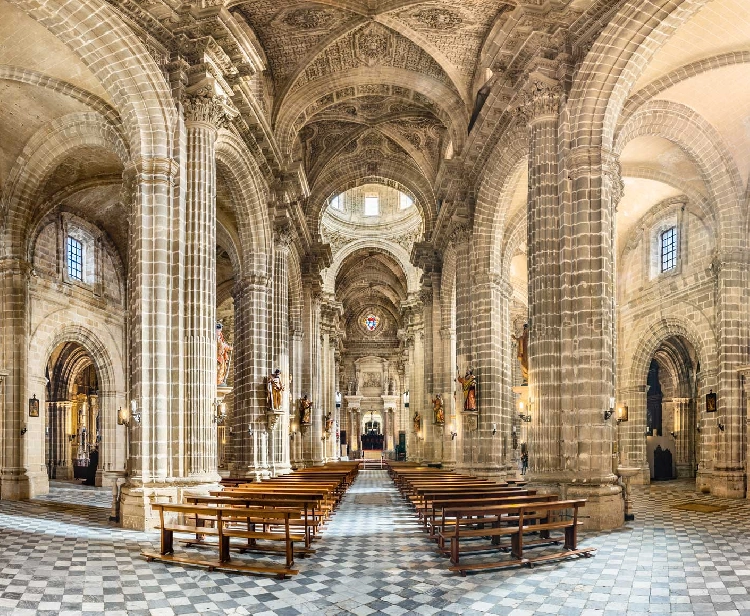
[602,151,625,210]
[183,92,238,129]
[518,80,563,124]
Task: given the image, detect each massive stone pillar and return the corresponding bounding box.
[420,283,438,463]
[0,260,48,499]
[469,272,515,477]
[711,257,749,497]
[119,155,182,529]
[231,274,271,479]
[672,397,692,478]
[520,75,622,528]
[183,93,232,485]
[97,390,126,487]
[301,275,323,466]
[559,143,622,528]
[617,385,649,484]
[269,231,292,475]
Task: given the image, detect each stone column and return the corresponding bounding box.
[558,140,623,528]
[119,155,182,529]
[301,275,323,466]
[403,295,425,462]
[97,390,126,487]
[711,256,749,497]
[182,93,235,485]
[270,231,292,475]
[469,272,515,477]
[231,274,271,479]
[440,327,457,468]
[740,367,750,499]
[672,397,691,478]
[617,385,649,484]
[0,260,48,498]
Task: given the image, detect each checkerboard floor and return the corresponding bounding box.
[0,473,749,615]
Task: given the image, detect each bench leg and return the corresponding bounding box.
[219,535,231,563]
[450,537,459,565]
[161,529,174,556]
[565,524,576,550]
[511,531,522,559]
[286,540,294,569]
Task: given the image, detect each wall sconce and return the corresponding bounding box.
[696,423,702,433]
[403,391,410,408]
[670,431,676,438]
[335,391,341,409]
[518,401,531,423]
[290,429,298,440]
[20,426,28,436]
[491,423,496,436]
[604,409,614,420]
[449,423,457,440]
[248,425,254,436]
[118,401,141,426]
[718,422,725,432]
[616,404,629,423]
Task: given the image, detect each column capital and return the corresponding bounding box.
[516,78,563,125]
[182,91,238,129]
[233,273,271,299]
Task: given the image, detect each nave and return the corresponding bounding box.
[0,472,748,614]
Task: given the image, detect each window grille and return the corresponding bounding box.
[67,236,83,281]
[661,227,676,272]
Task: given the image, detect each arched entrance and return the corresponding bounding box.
[644,335,700,481]
[45,342,101,483]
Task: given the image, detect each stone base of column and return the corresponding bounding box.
[629,468,651,485]
[696,470,712,493]
[526,473,623,530]
[675,463,693,479]
[710,470,746,498]
[119,479,222,530]
[228,463,271,481]
[97,469,126,489]
[55,464,74,480]
[0,468,49,499]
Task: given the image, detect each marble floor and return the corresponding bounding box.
[0,471,749,615]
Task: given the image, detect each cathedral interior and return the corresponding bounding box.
[1,0,750,612]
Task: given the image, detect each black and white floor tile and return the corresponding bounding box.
[0,472,748,615]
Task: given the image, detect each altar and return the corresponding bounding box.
[361,433,384,450]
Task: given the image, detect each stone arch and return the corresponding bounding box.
[473,121,528,276]
[310,160,437,237]
[7,0,176,162]
[568,0,709,152]
[323,238,420,295]
[275,68,468,160]
[625,317,716,390]
[1,112,129,258]
[216,219,243,283]
[215,130,272,277]
[500,208,527,284]
[615,100,744,243]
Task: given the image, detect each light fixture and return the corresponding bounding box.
[616,404,629,423]
[20,427,28,436]
[718,422,725,432]
[449,423,457,440]
[248,425,254,436]
[670,431,676,438]
[335,392,341,409]
[213,400,227,425]
[491,423,496,436]
[604,409,614,421]
[518,400,531,423]
[403,391,410,408]
[696,423,702,433]
[68,434,76,442]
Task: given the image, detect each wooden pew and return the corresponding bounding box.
[142,503,301,578]
[439,499,594,575]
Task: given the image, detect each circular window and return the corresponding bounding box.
[363,314,380,332]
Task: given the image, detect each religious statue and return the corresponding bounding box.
[457,369,477,413]
[266,369,284,411]
[299,394,312,425]
[216,323,232,386]
[432,393,444,425]
[413,410,421,433]
[324,411,334,434]
[388,377,395,396]
[512,323,529,384]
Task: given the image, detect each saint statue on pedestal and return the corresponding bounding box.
[512,323,529,384]
[299,394,312,425]
[266,369,284,411]
[216,323,232,386]
[432,393,444,425]
[413,410,421,433]
[457,369,477,412]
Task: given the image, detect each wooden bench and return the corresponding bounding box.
[142,503,301,578]
[439,499,595,575]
